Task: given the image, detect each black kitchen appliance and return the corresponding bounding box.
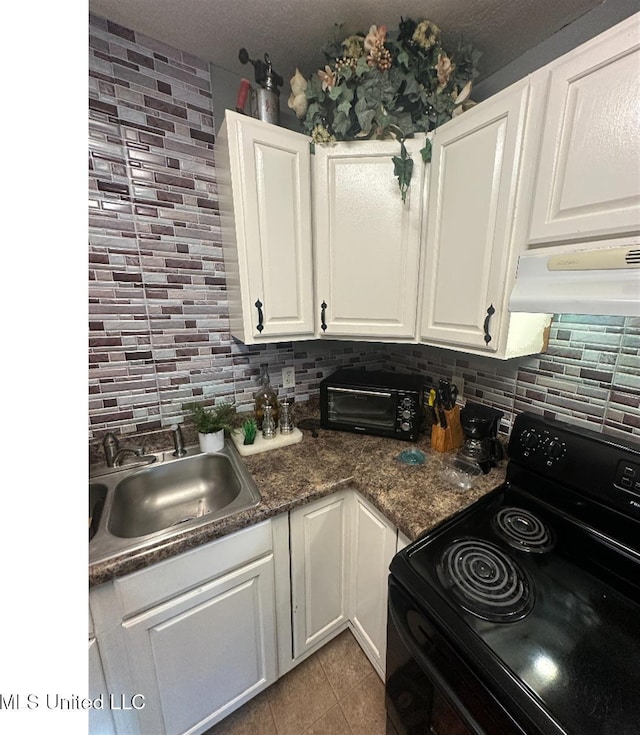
[386,412,640,735]
[459,402,504,473]
[320,369,424,441]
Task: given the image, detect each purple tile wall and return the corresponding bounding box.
[89,16,380,440]
[89,17,639,444]
[385,314,639,441]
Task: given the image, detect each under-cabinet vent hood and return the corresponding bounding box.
[510,246,640,317]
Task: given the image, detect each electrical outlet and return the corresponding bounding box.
[452,372,464,403]
[282,366,296,389]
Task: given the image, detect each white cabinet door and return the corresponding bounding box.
[396,531,412,552]
[120,554,277,735]
[218,110,315,343]
[418,79,547,356]
[528,15,640,247]
[290,491,351,658]
[349,493,397,678]
[313,139,426,340]
[89,637,117,735]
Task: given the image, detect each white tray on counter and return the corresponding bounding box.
[231,427,303,456]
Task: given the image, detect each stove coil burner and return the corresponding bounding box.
[437,539,534,622]
[493,507,555,553]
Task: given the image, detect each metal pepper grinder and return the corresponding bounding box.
[262,404,276,440]
[238,48,283,125]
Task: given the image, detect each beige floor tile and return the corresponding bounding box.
[339,672,388,735]
[302,704,353,734]
[317,630,375,700]
[203,689,277,735]
[267,654,338,735]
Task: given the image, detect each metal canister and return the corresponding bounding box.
[256,87,280,125]
[262,404,276,440]
[279,398,294,434]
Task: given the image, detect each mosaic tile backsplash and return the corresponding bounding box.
[89,16,639,446]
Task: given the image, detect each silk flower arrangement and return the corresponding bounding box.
[288,18,481,201]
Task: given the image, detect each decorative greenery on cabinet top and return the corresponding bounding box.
[288,17,480,201]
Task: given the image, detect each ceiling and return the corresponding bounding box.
[89,0,607,85]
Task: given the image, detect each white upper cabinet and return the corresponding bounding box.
[217,111,315,343]
[527,14,640,248]
[418,79,551,357]
[313,139,425,340]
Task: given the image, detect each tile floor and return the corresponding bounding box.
[205,629,397,735]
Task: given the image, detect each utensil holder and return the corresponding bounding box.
[430,405,464,453]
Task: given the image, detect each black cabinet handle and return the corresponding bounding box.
[483,304,495,344]
[320,301,328,332]
[255,299,264,333]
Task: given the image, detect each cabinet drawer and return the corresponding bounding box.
[114,521,272,618]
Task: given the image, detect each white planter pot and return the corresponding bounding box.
[198,430,224,453]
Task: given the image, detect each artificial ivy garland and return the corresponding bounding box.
[288,18,480,202]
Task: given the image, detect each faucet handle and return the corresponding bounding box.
[171,424,187,457]
[103,432,120,467]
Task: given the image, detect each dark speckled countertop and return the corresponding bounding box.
[89,425,506,587]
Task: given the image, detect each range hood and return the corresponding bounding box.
[510,245,640,317]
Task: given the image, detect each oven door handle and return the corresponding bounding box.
[388,596,489,735]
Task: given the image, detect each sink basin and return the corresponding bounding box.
[89,483,107,541]
[107,453,261,539]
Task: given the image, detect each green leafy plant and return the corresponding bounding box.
[241,418,258,445]
[288,17,480,200]
[188,400,237,435]
[392,138,413,203]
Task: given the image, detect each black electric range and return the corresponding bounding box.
[386,412,640,735]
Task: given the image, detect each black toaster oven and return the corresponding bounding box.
[320,369,424,441]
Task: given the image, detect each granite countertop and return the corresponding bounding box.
[89,425,506,587]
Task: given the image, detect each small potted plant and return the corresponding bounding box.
[242,417,258,446]
[188,400,236,453]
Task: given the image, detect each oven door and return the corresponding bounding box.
[385,578,528,735]
[325,386,397,433]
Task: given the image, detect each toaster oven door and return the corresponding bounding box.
[326,387,396,432]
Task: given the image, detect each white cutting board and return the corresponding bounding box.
[231,427,303,456]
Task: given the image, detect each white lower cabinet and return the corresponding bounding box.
[288,490,400,678]
[396,531,412,552]
[90,493,405,733]
[120,555,276,735]
[89,636,117,735]
[90,522,277,735]
[349,493,397,678]
[289,490,351,659]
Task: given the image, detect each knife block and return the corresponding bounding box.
[430,405,464,453]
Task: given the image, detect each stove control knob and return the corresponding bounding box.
[402,410,412,419]
[520,429,540,453]
[545,438,566,462]
[401,421,410,431]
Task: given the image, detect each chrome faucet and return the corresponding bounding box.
[103,432,146,468]
[171,424,187,458]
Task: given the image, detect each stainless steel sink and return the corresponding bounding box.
[108,454,250,538]
[89,443,262,564]
[89,482,107,542]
